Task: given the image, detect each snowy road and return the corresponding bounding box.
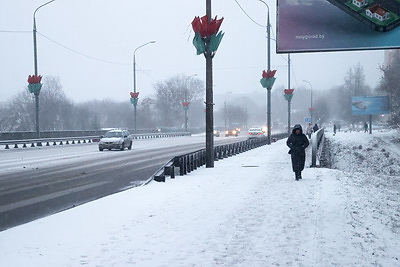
[0,135,246,231]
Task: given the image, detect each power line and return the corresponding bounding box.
[37,31,131,66]
[233,0,265,27]
[0,30,31,33]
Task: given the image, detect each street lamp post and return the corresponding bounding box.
[133,41,155,133]
[182,74,197,132]
[258,0,272,144]
[32,0,56,138]
[224,91,232,130]
[191,0,224,167]
[303,80,313,123]
[287,54,292,134]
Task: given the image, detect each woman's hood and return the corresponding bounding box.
[292,124,303,134]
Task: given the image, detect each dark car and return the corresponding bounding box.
[98,130,132,151]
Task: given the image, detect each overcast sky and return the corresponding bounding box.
[1,0,385,103]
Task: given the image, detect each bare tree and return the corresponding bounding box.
[378,53,400,125]
[154,74,204,128]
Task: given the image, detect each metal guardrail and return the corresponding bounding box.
[0,132,191,149]
[149,132,289,183]
[311,128,325,167]
[0,129,161,141]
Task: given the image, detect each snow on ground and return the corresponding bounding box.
[0,130,399,266]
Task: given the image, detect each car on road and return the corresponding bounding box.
[225,129,239,137]
[213,129,220,137]
[247,127,265,139]
[98,129,132,151]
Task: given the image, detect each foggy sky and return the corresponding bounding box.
[1,0,384,103]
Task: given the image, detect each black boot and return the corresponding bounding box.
[295,172,299,181]
[298,171,302,180]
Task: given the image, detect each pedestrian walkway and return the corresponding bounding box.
[0,136,399,266]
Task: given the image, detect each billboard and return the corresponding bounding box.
[352,96,390,115]
[276,0,400,53]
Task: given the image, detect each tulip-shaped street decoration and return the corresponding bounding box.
[284,89,294,102]
[260,70,277,89]
[130,92,139,106]
[309,107,315,116]
[191,15,224,56]
[182,101,190,111]
[27,75,42,95]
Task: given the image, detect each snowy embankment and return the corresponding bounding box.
[0,130,399,266]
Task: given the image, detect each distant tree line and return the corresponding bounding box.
[309,57,400,128]
[0,74,207,132]
[2,59,399,133]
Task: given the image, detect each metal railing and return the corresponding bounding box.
[0,129,161,141]
[311,128,325,167]
[149,132,289,183]
[0,132,191,149]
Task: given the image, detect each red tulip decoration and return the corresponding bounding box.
[27,75,43,95]
[284,89,294,102]
[182,101,190,111]
[260,70,277,89]
[130,92,139,105]
[191,15,224,56]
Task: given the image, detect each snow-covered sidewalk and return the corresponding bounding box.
[0,132,399,266]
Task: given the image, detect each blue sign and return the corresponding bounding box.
[304,117,312,123]
[352,96,390,115]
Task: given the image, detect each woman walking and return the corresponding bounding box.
[286,124,309,181]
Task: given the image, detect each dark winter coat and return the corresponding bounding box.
[286,124,309,172]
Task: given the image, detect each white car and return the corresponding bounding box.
[98,130,132,151]
[247,128,265,139]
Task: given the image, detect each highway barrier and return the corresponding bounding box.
[150,132,289,183]
[0,132,191,149]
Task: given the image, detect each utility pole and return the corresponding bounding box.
[288,54,291,134]
[205,0,214,167]
[191,0,223,167]
[32,0,56,138]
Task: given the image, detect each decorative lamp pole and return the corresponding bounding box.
[303,80,313,123]
[258,0,273,144]
[260,69,277,140]
[133,41,155,133]
[224,91,232,130]
[182,102,190,132]
[309,107,315,123]
[32,0,56,138]
[191,1,224,167]
[284,89,294,134]
[130,92,139,131]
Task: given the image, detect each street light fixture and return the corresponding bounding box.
[303,80,313,123]
[32,0,56,138]
[133,41,155,133]
[258,0,272,144]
